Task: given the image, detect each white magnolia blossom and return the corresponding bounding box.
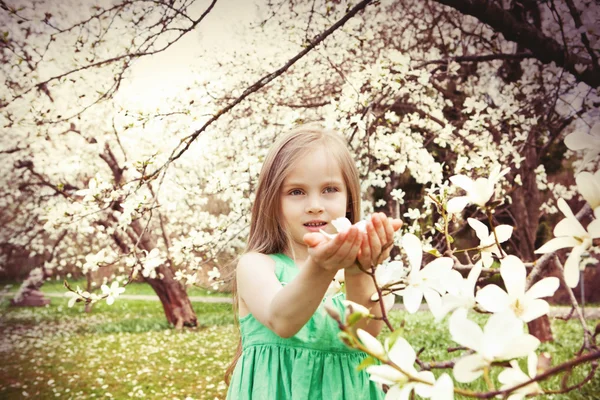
[535,198,600,287]
[398,233,454,315]
[361,332,446,399]
[498,353,543,400]
[100,281,126,305]
[82,249,110,274]
[447,166,510,213]
[575,170,600,218]
[475,256,559,322]
[437,261,482,320]
[467,218,513,268]
[564,122,600,170]
[371,260,408,301]
[450,309,540,383]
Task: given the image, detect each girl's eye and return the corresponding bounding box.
[324,186,339,194]
[289,189,304,196]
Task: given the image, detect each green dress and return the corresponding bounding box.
[227,253,384,399]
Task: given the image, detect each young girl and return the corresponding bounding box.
[225,124,401,399]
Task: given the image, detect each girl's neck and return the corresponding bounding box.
[284,246,309,267]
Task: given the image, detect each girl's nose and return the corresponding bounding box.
[305,197,324,214]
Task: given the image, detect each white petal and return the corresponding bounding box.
[519,299,550,322]
[527,352,538,378]
[421,257,454,281]
[402,286,423,314]
[388,337,416,370]
[526,277,559,299]
[498,364,529,387]
[358,329,386,358]
[588,218,600,238]
[495,225,514,243]
[475,285,509,313]
[382,293,396,312]
[467,218,489,242]
[564,246,584,287]
[500,334,540,360]
[319,229,337,239]
[423,288,443,318]
[483,312,523,342]
[402,233,423,272]
[500,255,526,299]
[453,354,487,383]
[366,365,405,386]
[446,196,469,214]
[449,308,482,351]
[555,199,587,237]
[431,373,454,400]
[471,177,494,206]
[332,217,352,233]
[449,175,474,192]
[576,172,600,210]
[565,130,600,151]
[535,236,580,253]
[443,270,464,296]
[414,371,435,398]
[467,261,483,292]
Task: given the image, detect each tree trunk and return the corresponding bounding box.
[145,265,198,328]
[527,315,553,342]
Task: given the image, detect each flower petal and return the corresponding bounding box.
[449,308,482,351]
[576,171,600,210]
[467,218,489,242]
[423,288,443,318]
[565,130,600,151]
[535,236,580,254]
[555,199,587,237]
[366,365,405,386]
[500,255,526,299]
[588,218,600,238]
[402,286,423,314]
[453,354,487,383]
[388,337,417,371]
[519,299,550,323]
[402,233,423,273]
[526,277,559,299]
[495,225,514,243]
[358,329,386,358]
[500,334,540,360]
[446,196,469,214]
[332,217,352,233]
[449,175,474,192]
[431,373,454,400]
[475,284,509,313]
[414,371,435,398]
[564,246,584,288]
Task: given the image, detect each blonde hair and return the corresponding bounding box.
[224,123,362,384]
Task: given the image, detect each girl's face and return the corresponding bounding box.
[280,146,348,261]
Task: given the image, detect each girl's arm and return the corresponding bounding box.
[345,213,401,337]
[237,226,362,338]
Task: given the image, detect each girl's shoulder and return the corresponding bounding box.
[236,252,276,275]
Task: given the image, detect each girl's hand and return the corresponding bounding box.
[356,213,402,271]
[303,226,362,272]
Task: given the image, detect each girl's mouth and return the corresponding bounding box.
[304,221,327,232]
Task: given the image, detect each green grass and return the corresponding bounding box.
[0,278,232,298]
[0,297,597,400]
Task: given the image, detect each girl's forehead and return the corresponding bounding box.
[283,148,345,185]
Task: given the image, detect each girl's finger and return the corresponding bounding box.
[391,218,403,231]
[332,226,359,263]
[382,214,395,245]
[358,232,371,268]
[366,220,381,266]
[372,213,387,244]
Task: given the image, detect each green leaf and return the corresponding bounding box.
[347,311,365,326]
[356,356,377,371]
[426,248,441,257]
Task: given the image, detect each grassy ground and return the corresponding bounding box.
[0,278,231,298]
[0,295,598,400]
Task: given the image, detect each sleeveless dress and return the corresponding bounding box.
[226,253,385,400]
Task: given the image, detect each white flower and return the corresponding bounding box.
[65,290,80,308]
[447,166,510,213]
[364,335,451,399]
[438,261,482,320]
[100,281,125,305]
[371,260,408,301]
[342,300,371,318]
[403,208,422,220]
[534,198,600,287]
[399,234,454,315]
[141,248,164,279]
[498,353,543,400]
[564,122,600,170]
[320,217,368,239]
[450,309,540,383]
[467,218,513,268]
[475,256,559,322]
[208,267,220,281]
[357,329,386,358]
[391,188,406,204]
[576,170,600,218]
[82,249,108,273]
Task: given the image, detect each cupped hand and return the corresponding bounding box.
[356,213,403,270]
[303,225,362,272]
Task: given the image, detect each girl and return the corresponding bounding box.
[225,124,401,399]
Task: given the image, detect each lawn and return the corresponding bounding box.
[0,295,598,399]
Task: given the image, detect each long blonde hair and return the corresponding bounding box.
[224,123,362,384]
